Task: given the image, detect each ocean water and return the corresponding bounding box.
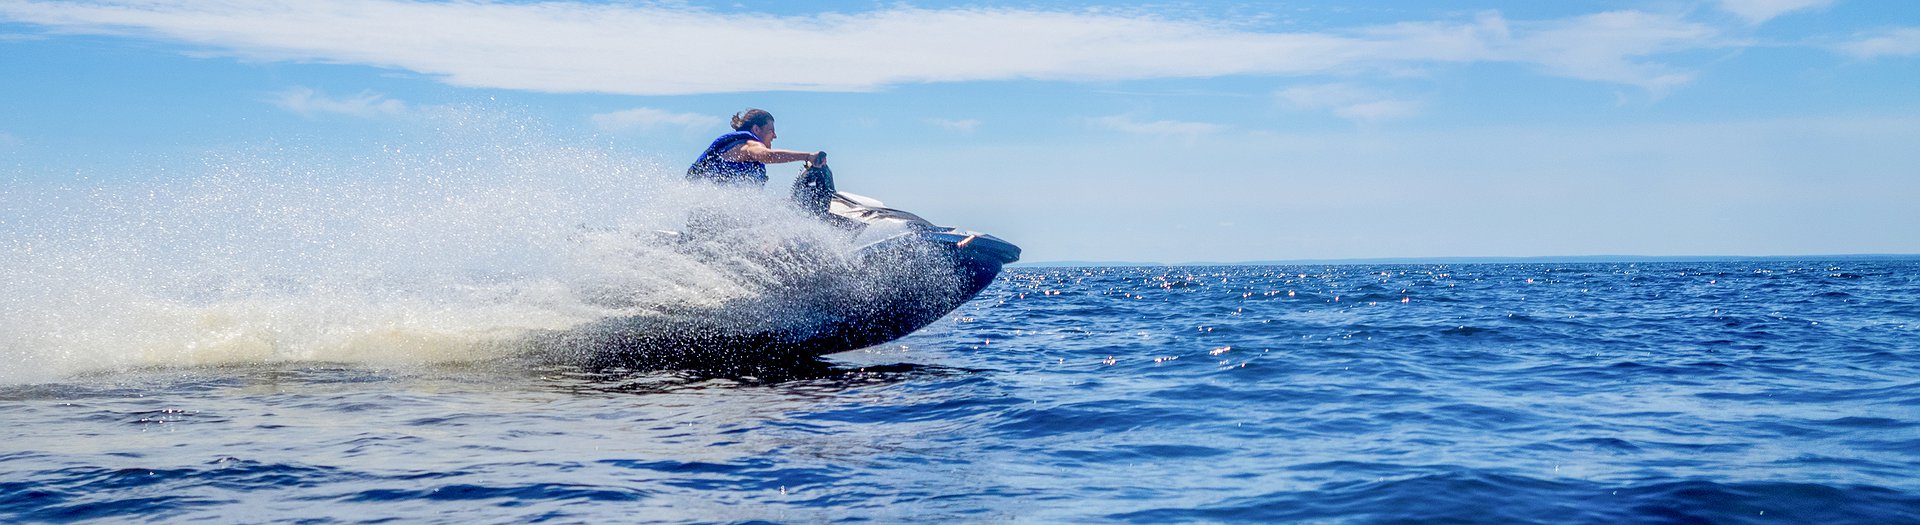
[4,117,1917,523]
[3,260,1917,523]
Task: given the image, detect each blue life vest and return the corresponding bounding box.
[686,130,767,186]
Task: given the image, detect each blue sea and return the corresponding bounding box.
[3,259,1917,523]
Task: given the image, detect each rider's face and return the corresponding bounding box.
[753,122,777,145]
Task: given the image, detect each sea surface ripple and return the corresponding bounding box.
[3,260,1918,523]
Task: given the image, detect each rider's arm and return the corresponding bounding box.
[725,141,826,166]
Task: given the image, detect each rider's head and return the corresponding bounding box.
[731,108,776,144]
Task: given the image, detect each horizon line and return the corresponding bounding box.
[1013,253,1920,268]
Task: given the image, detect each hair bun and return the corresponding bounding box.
[731,108,773,131]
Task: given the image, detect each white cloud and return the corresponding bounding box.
[1500,11,1715,96]
[1090,115,1222,137]
[1837,27,1920,59]
[0,1,1727,95]
[0,131,17,147]
[925,118,981,133]
[270,87,406,117]
[590,107,718,133]
[1275,83,1422,121]
[1717,0,1835,24]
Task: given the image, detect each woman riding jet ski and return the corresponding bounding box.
[685,108,825,187]
[535,109,1019,369]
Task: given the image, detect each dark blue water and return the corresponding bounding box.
[4,260,1917,523]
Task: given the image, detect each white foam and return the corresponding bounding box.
[0,110,859,384]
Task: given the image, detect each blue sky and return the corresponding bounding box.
[3,0,1918,263]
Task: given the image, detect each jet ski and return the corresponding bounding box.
[537,165,1019,369]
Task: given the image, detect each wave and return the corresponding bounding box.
[1109,471,1920,524]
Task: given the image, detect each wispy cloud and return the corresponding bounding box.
[925,118,981,133]
[1090,115,1222,137]
[1275,83,1422,121]
[1717,0,1835,24]
[590,107,717,133]
[0,1,1728,95]
[270,87,406,118]
[1500,11,1713,96]
[0,131,17,148]
[1837,27,1920,59]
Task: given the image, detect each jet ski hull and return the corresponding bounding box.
[538,165,1017,369]
[539,226,1018,370]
